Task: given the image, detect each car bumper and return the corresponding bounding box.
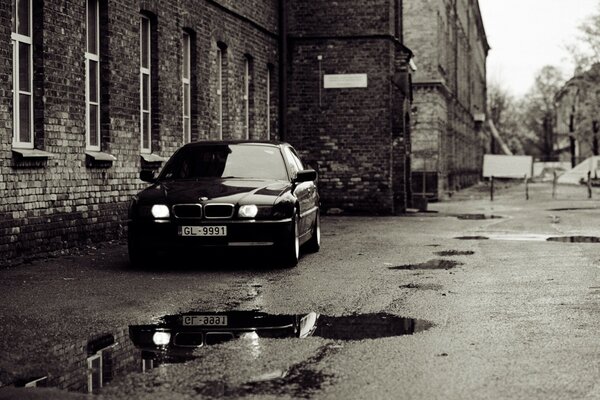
[128,218,293,250]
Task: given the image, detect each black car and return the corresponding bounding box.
[127,141,320,267]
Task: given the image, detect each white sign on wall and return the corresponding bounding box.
[483,155,533,178]
[323,74,368,89]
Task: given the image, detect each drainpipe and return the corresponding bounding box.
[278,0,288,141]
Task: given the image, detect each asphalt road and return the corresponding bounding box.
[2,182,600,399]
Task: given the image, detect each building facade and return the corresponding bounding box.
[1,0,415,262]
[1,0,279,262]
[286,0,414,214]
[403,0,488,200]
[554,63,600,166]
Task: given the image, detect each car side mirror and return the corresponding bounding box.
[140,170,156,183]
[294,169,318,183]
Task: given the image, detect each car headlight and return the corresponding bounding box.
[152,331,171,346]
[238,204,259,218]
[151,204,170,219]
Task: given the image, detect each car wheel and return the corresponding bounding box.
[304,211,321,253]
[279,213,300,267]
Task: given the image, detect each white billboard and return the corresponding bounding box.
[483,155,533,178]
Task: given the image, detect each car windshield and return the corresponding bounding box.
[159,144,289,181]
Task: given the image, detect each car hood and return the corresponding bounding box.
[137,178,291,205]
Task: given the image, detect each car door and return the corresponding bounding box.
[283,146,317,237]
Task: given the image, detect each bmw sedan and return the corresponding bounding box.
[127,141,320,267]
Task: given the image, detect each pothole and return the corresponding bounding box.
[399,283,443,291]
[389,259,463,270]
[547,207,599,211]
[455,214,502,220]
[454,236,489,240]
[547,236,600,243]
[434,250,475,256]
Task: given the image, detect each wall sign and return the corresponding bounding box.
[323,74,368,89]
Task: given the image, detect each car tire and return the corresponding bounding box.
[279,213,300,267]
[304,211,321,253]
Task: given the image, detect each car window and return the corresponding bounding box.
[160,144,288,181]
[288,148,305,171]
[282,147,302,176]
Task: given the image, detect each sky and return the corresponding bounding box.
[478,0,599,98]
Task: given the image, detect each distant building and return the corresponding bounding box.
[554,63,600,167]
[1,0,414,261]
[403,0,489,200]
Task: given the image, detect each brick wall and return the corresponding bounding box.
[287,0,412,214]
[0,0,279,263]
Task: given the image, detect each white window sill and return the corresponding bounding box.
[85,150,117,161]
[141,153,167,163]
[12,148,55,159]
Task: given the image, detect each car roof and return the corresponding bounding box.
[181,140,289,149]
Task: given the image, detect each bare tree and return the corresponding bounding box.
[521,66,565,160]
[487,81,533,154]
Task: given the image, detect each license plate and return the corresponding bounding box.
[182,315,228,326]
[180,226,227,237]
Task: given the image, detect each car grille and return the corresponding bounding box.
[205,332,234,345]
[174,332,204,347]
[204,204,235,219]
[172,204,203,219]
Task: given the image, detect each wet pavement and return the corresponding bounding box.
[3,182,600,399]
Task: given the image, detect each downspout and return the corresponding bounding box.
[278,0,288,141]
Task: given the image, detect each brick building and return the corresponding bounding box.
[554,63,600,166]
[1,0,414,262]
[403,0,489,200]
[1,0,280,262]
[286,1,414,214]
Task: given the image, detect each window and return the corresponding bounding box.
[217,46,224,139]
[182,32,191,144]
[12,0,33,149]
[87,354,102,393]
[140,15,151,153]
[86,0,100,150]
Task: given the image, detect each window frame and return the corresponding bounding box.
[85,0,101,151]
[11,0,34,149]
[140,14,152,154]
[86,353,103,393]
[182,32,191,144]
[244,57,249,139]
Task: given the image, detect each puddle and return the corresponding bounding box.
[434,250,475,256]
[10,311,433,395]
[399,283,443,291]
[389,259,463,270]
[547,236,600,243]
[131,312,433,356]
[455,234,600,243]
[455,214,502,220]
[547,207,599,211]
[315,313,432,340]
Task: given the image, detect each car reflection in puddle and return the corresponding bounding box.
[129,311,433,364]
